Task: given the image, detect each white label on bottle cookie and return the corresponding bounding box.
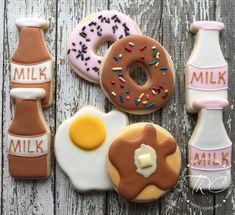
[11,60,52,83]
[7,133,49,157]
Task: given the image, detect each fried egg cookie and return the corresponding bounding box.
[54,106,128,191]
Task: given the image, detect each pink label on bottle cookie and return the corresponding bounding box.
[7,133,49,157]
[189,145,232,170]
[188,64,228,90]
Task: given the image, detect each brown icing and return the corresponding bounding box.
[11,26,53,106]
[8,154,48,178]
[108,124,178,200]
[8,97,49,178]
[12,27,51,63]
[8,99,46,135]
[101,35,174,112]
[10,82,51,105]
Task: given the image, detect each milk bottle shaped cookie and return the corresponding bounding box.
[11,17,53,106]
[185,21,228,113]
[8,88,51,178]
[188,99,231,190]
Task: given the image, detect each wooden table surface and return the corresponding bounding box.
[1,0,235,214]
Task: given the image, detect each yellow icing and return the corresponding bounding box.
[69,114,106,150]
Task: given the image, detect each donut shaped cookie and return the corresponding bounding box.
[67,11,141,83]
[100,35,175,114]
[107,123,181,202]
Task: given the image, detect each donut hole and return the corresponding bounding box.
[95,39,114,57]
[128,62,149,86]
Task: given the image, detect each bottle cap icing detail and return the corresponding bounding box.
[10,88,46,99]
[193,98,229,110]
[15,17,49,29]
[190,21,225,33]
[54,106,128,191]
[69,114,106,150]
[67,10,141,83]
[108,124,178,200]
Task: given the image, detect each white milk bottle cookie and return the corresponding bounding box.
[188,99,231,190]
[11,17,53,106]
[185,21,228,113]
[8,88,51,178]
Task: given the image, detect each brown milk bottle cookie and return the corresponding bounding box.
[11,17,53,106]
[8,88,51,179]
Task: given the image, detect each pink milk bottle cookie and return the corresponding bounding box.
[188,99,231,190]
[7,88,51,179]
[10,17,53,106]
[185,21,228,113]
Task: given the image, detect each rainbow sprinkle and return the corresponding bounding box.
[125,89,130,94]
[151,46,156,50]
[152,90,156,95]
[119,77,126,83]
[149,60,158,65]
[125,47,132,52]
[128,42,134,47]
[119,94,124,103]
[126,95,130,100]
[113,55,119,61]
[112,67,122,71]
[118,54,122,58]
[160,66,168,70]
[145,102,155,109]
[111,91,117,96]
[134,98,140,105]
[155,62,159,67]
[140,45,147,51]
[118,73,124,77]
[142,101,148,104]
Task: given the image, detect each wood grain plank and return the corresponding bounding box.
[214,0,235,214]
[107,0,162,214]
[1,0,56,214]
[160,0,216,214]
[55,1,108,214]
[0,0,6,213]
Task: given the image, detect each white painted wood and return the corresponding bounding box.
[1,0,235,214]
[55,0,108,214]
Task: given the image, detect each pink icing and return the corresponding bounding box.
[190,21,225,33]
[193,98,229,109]
[188,64,228,90]
[189,145,231,171]
[67,11,140,83]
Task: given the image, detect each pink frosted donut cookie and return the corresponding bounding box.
[67,11,141,83]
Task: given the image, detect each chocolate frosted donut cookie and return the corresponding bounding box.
[107,123,181,202]
[100,35,175,114]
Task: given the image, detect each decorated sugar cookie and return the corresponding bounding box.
[11,17,54,106]
[54,106,128,191]
[8,88,51,178]
[188,99,231,190]
[107,123,181,202]
[100,35,175,114]
[185,21,227,113]
[67,10,141,83]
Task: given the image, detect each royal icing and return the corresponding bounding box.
[185,21,227,113]
[100,35,175,114]
[8,88,50,178]
[67,10,141,83]
[188,99,232,190]
[54,106,128,191]
[109,124,179,200]
[11,17,53,106]
[69,113,106,150]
